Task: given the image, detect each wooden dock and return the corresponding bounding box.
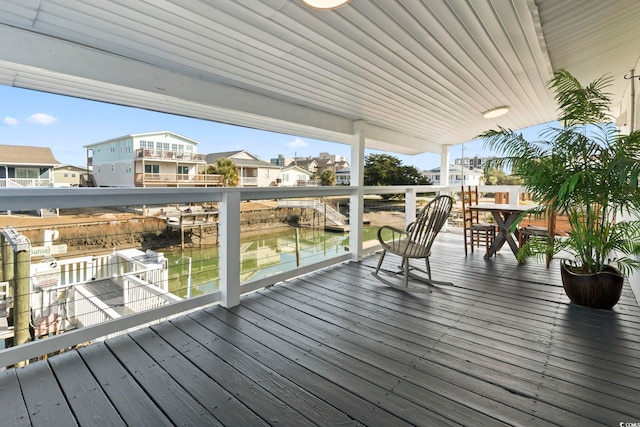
[166,210,218,249]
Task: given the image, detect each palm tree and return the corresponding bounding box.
[207,158,239,187]
[479,70,640,276]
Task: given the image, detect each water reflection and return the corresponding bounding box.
[164,227,379,298]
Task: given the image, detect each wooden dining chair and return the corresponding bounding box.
[373,195,454,291]
[461,185,496,256]
[518,203,569,267]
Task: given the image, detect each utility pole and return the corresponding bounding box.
[2,227,31,367]
[461,143,465,186]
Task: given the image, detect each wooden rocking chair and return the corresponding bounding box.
[372,195,454,292]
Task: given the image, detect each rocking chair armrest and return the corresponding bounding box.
[377,225,407,244]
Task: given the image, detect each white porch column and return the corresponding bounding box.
[220,190,241,308]
[349,120,366,261]
[440,144,450,188]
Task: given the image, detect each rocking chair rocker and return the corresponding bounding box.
[372,195,454,292]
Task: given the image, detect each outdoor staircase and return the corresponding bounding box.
[278,199,347,226]
[80,174,97,187]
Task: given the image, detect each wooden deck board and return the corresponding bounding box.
[275,275,630,424]
[104,334,223,426]
[153,317,359,426]
[47,351,125,427]
[174,312,409,427]
[76,342,174,427]
[15,360,77,427]
[0,369,31,426]
[3,232,640,425]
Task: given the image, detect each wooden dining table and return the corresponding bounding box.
[468,203,537,259]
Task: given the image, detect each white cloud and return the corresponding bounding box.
[3,116,19,126]
[27,113,58,125]
[287,137,308,149]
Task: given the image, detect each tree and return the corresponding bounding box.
[207,158,239,187]
[364,154,431,199]
[319,169,336,186]
[483,168,523,185]
[364,154,431,186]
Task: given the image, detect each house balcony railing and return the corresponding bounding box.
[0,184,531,368]
[134,173,224,187]
[239,176,258,186]
[0,178,54,188]
[135,148,206,162]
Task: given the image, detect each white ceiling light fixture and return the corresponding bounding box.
[302,0,351,10]
[482,106,510,119]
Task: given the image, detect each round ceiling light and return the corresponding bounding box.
[302,0,351,10]
[482,106,510,119]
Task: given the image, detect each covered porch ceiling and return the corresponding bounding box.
[1,0,639,155]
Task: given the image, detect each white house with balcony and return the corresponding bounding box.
[206,150,281,187]
[84,131,222,188]
[423,165,484,186]
[335,168,351,185]
[0,144,60,188]
[279,165,314,187]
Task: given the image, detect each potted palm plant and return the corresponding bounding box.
[479,70,640,309]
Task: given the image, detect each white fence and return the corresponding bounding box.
[124,275,181,313]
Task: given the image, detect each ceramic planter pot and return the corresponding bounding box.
[560,262,624,309]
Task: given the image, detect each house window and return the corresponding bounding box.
[71,173,76,177]
[16,168,38,179]
[282,173,289,182]
[178,166,189,174]
[144,164,160,174]
[63,173,69,177]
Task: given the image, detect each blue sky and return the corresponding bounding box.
[1,85,547,170]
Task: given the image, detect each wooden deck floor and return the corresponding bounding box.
[2,232,640,426]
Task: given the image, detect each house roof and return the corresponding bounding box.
[281,165,312,175]
[0,144,60,166]
[2,2,640,156]
[206,150,280,169]
[53,164,87,172]
[426,165,484,176]
[84,131,200,148]
[293,159,318,167]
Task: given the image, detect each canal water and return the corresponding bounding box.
[163,226,380,298]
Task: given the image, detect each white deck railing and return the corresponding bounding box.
[72,284,121,328]
[123,275,182,313]
[0,178,54,188]
[0,184,524,367]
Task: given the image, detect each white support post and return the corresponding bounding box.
[440,144,450,188]
[440,144,452,231]
[349,120,366,261]
[220,190,241,308]
[405,188,417,229]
